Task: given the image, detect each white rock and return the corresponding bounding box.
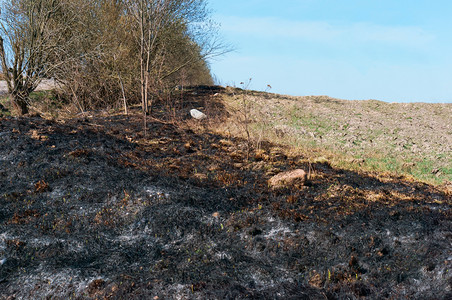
[190,109,207,120]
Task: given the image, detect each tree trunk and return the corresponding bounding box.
[11,92,29,115]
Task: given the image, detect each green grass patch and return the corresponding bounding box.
[0,95,12,117]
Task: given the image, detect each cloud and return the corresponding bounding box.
[218,16,435,48]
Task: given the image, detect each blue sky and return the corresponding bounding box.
[207,0,452,103]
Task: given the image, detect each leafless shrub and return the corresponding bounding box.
[1,0,229,117]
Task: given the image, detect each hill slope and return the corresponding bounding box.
[0,87,451,299]
[213,88,451,184]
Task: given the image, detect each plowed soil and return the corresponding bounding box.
[0,88,451,299]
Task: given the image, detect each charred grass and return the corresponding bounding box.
[0,87,451,299]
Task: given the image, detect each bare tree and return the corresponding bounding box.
[126,0,174,115]
[0,0,228,116]
[125,0,227,115]
[0,0,89,115]
[0,0,58,114]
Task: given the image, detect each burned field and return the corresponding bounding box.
[0,107,451,299]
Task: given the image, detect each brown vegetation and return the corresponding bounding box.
[0,0,223,115]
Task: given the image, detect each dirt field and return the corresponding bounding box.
[0,80,57,96]
[0,88,451,299]
[219,89,452,184]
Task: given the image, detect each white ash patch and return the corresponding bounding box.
[264,225,293,240]
[215,251,232,260]
[114,225,155,245]
[200,213,222,226]
[6,265,106,299]
[0,232,7,266]
[48,187,65,200]
[247,266,275,290]
[392,234,416,245]
[27,237,85,253]
[145,186,170,199]
[168,284,192,300]
[412,262,451,295]
[305,231,317,243]
[27,236,57,247]
[0,232,10,251]
[71,203,102,217]
[266,216,276,223]
[114,233,145,244]
[420,262,451,282]
[162,233,195,251]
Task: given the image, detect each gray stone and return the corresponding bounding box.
[190,109,207,120]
